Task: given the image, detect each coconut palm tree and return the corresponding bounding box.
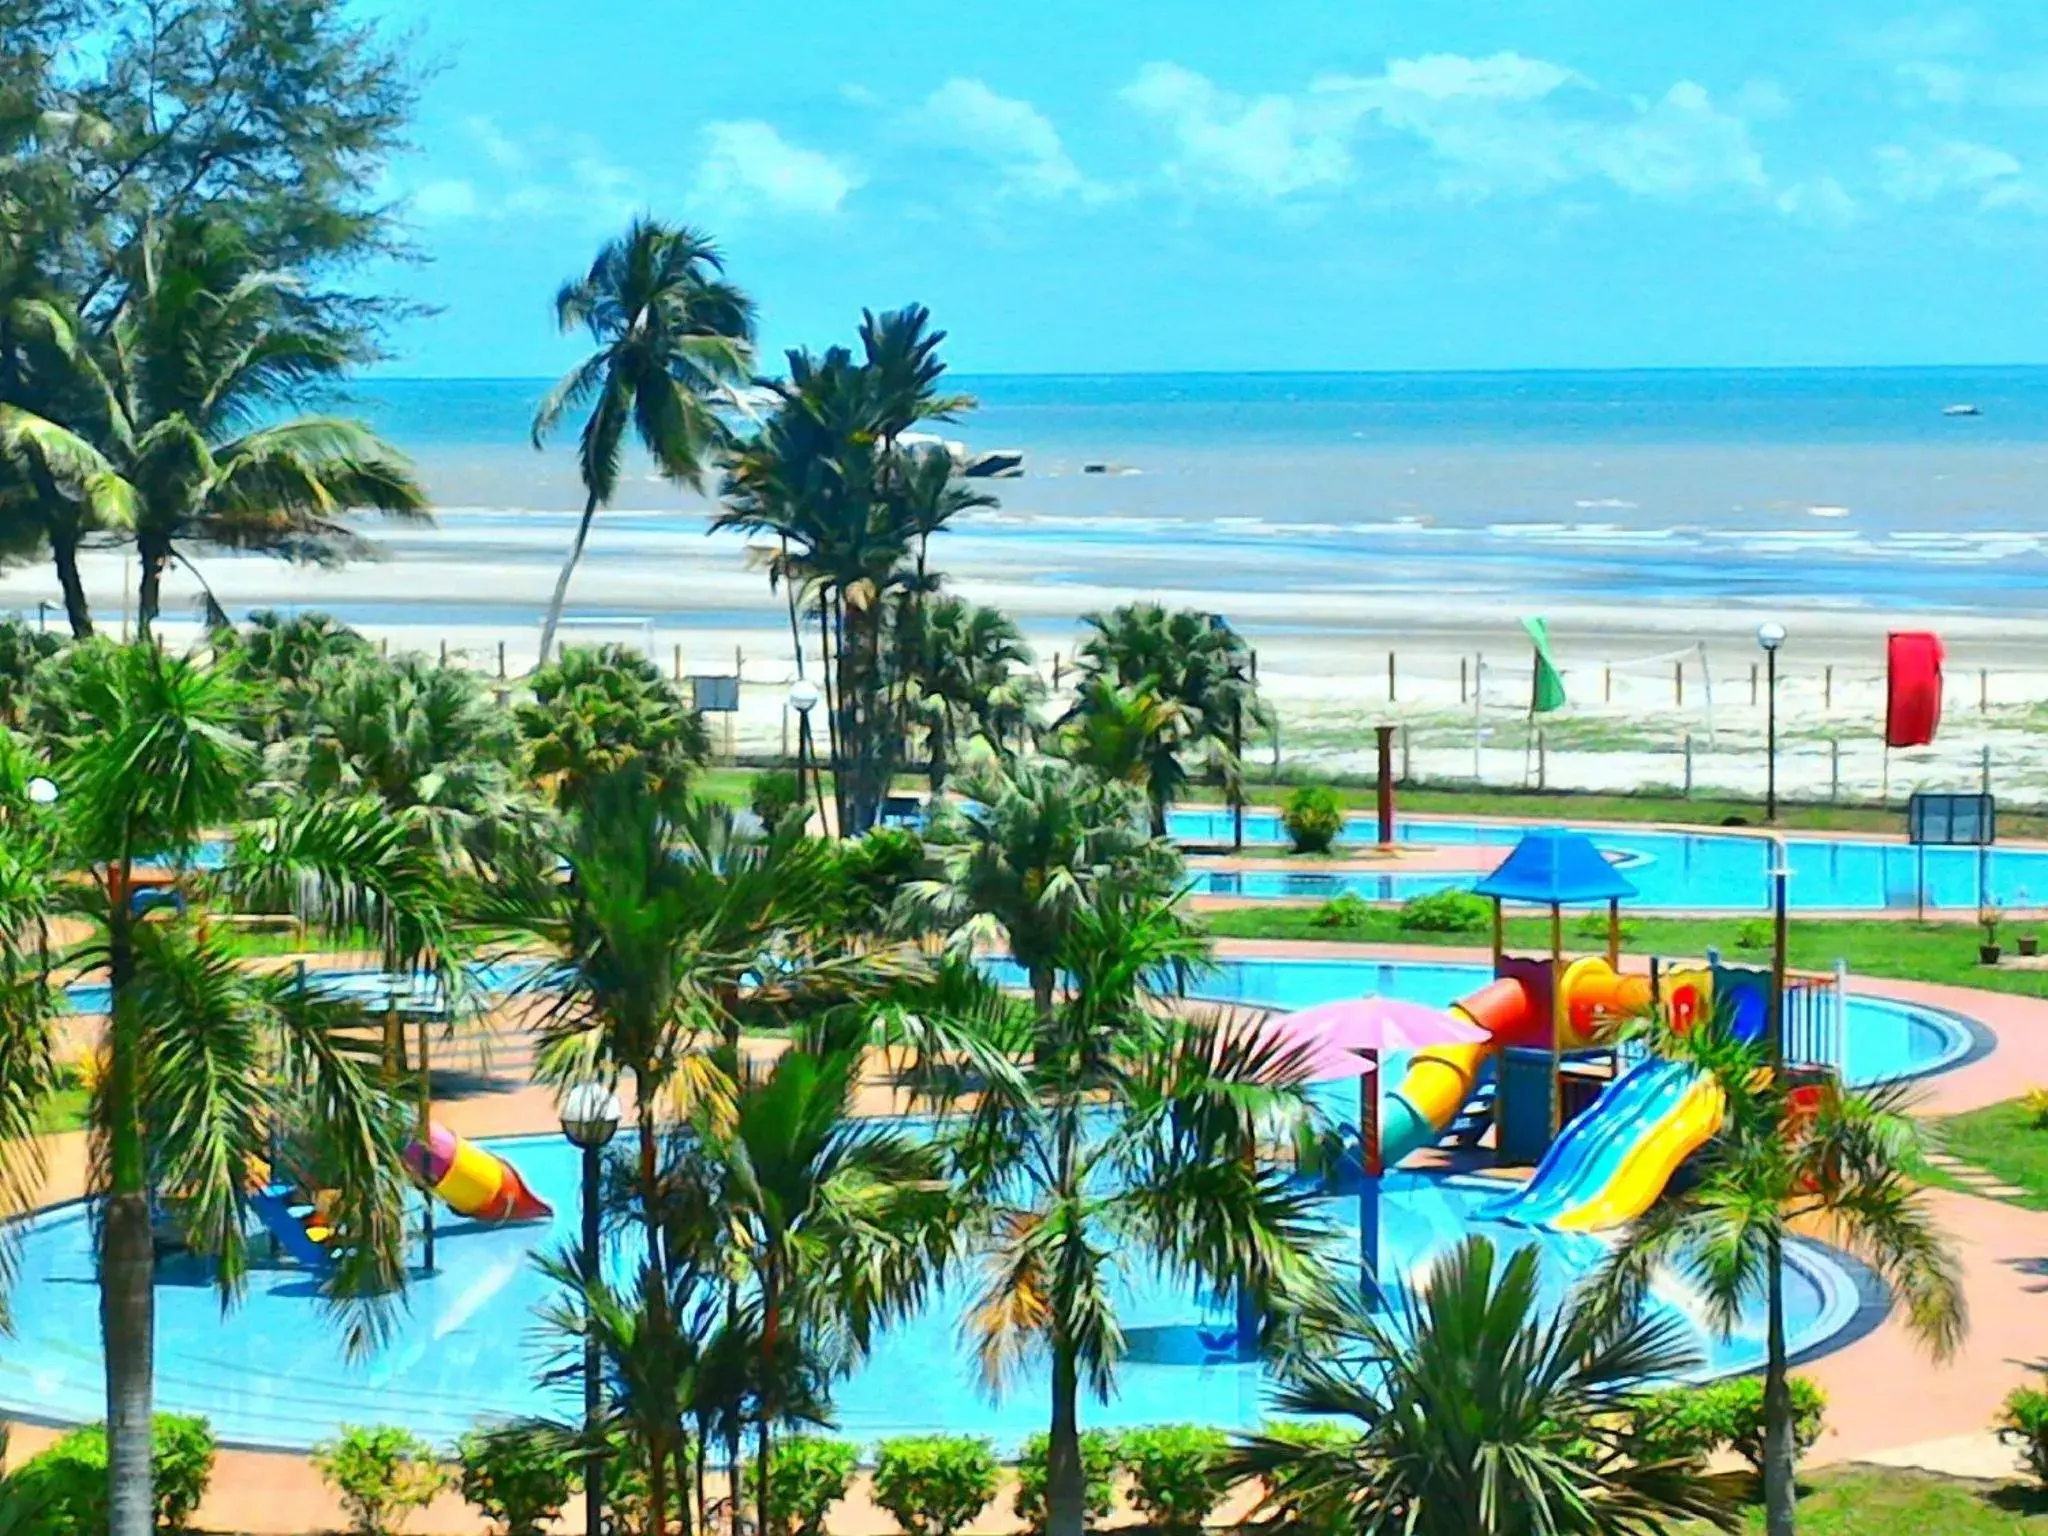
[1597,1007,1965,1536]
[531,220,754,665]
[690,1020,957,1536]
[902,757,1178,1028]
[1053,678,1193,836]
[509,782,923,1536]
[517,643,709,817]
[909,596,1039,797]
[3,640,459,1536]
[218,609,369,744]
[933,886,1327,1536]
[1231,1235,1735,1535]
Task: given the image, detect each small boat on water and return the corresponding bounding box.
[1943,403,1982,416]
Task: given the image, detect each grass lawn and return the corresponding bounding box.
[34,1075,86,1135]
[1924,1097,2048,1210]
[1672,1467,2048,1532]
[1201,907,2048,1002]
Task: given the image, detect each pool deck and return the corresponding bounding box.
[11,947,2048,1529]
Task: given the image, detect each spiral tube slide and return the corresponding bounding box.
[1377,978,1529,1167]
[404,1123,553,1224]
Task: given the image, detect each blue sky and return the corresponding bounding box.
[365,1,2048,376]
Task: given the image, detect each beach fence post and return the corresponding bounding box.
[1459,656,1468,704]
[1471,652,1484,783]
[1829,738,1841,803]
[1537,730,1547,791]
[1823,666,1833,712]
[378,636,388,658]
[673,644,682,681]
[1400,725,1412,785]
[1051,652,1062,690]
[1603,665,1612,704]
[496,641,506,679]
[1982,743,1992,795]
[1980,668,1989,714]
[1387,652,1396,703]
[438,638,448,667]
[1682,733,1694,798]
[1674,661,1684,708]
[1749,662,1758,707]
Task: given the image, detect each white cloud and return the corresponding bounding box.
[1121,61,1352,199]
[1775,175,1859,225]
[1875,138,2022,201]
[695,120,860,217]
[412,178,479,220]
[464,115,528,171]
[918,78,1094,200]
[1308,54,1766,201]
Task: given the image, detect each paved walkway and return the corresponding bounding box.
[16,939,2048,1528]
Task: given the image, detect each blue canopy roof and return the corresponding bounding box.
[1474,828,1637,905]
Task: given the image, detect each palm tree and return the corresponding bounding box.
[935,886,1327,1536]
[510,783,921,1536]
[903,757,1177,1028]
[1073,604,1267,820]
[1597,1007,1966,1536]
[1230,1235,1735,1535]
[218,609,369,744]
[909,596,1039,797]
[693,1022,957,1536]
[517,643,709,817]
[296,650,535,878]
[716,307,991,833]
[5,640,459,1536]
[531,220,754,665]
[1053,678,1193,836]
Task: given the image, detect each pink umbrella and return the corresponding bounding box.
[1255,997,1488,1178]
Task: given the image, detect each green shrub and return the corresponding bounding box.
[1733,918,1773,952]
[456,1424,578,1536]
[755,1435,860,1536]
[313,1425,450,1536]
[1281,785,1346,854]
[871,1436,999,1536]
[1120,1424,1230,1535]
[1998,1379,2048,1486]
[1255,1421,1361,1536]
[9,1414,217,1535]
[1629,1377,1826,1475]
[1571,908,1635,943]
[751,769,805,829]
[835,826,928,933]
[1396,888,1489,933]
[1012,1430,1122,1533]
[1309,892,1373,930]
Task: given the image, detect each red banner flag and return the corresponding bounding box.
[1886,631,1945,748]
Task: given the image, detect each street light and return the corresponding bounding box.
[560,1082,622,1536]
[1756,623,1786,823]
[1766,836,1791,1070]
[26,778,56,807]
[788,679,821,831]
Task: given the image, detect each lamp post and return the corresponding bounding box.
[560,1082,622,1536]
[1767,836,1790,1071]
[1756,622,1786,823]
[788,680,820,832]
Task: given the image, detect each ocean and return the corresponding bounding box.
[350,367,2048,622]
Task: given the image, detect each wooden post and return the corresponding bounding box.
[438,638,447,667]
[378,636,388,658]
[1052,652,1062,689]
[673,643,682,681]
[1537,729,1547,790]
[1606,898,1620,970]
[1400,725,1412,784]
[1749,662,1758,706]
[1459,656,1468,704]
[1387,651,1396,703]
[1682,733,1694,797]
[1375,725,1396,850]
[1823,665,1833,711]
[1603,666,1612,703]
[1490,896,1504,968]
[496,641,506,679]
[1981,667,1989,714]
[1674,661,1684,708]
[1829,738,1840,803]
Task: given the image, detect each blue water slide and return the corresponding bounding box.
[250,1186,333,1273]
[1480,1059,1694,1227]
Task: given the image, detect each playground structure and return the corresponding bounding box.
[1374,827,1837,1232]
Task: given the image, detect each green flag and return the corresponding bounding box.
[1522,617,1567,714]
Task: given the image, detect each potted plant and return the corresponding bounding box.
[1980,905,2004,966]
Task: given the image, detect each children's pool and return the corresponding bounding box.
[8,950,1970,1452]
[0,1153,1863,1452]
[1173,810,2047,913]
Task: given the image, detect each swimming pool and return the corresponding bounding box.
[1173,810,2048,912]
[0,1145,1861,1452]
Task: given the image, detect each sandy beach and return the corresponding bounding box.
[11,508,2048,812]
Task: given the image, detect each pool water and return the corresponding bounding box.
[0,1146,1858,1452]
[1172,810,2048,912]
